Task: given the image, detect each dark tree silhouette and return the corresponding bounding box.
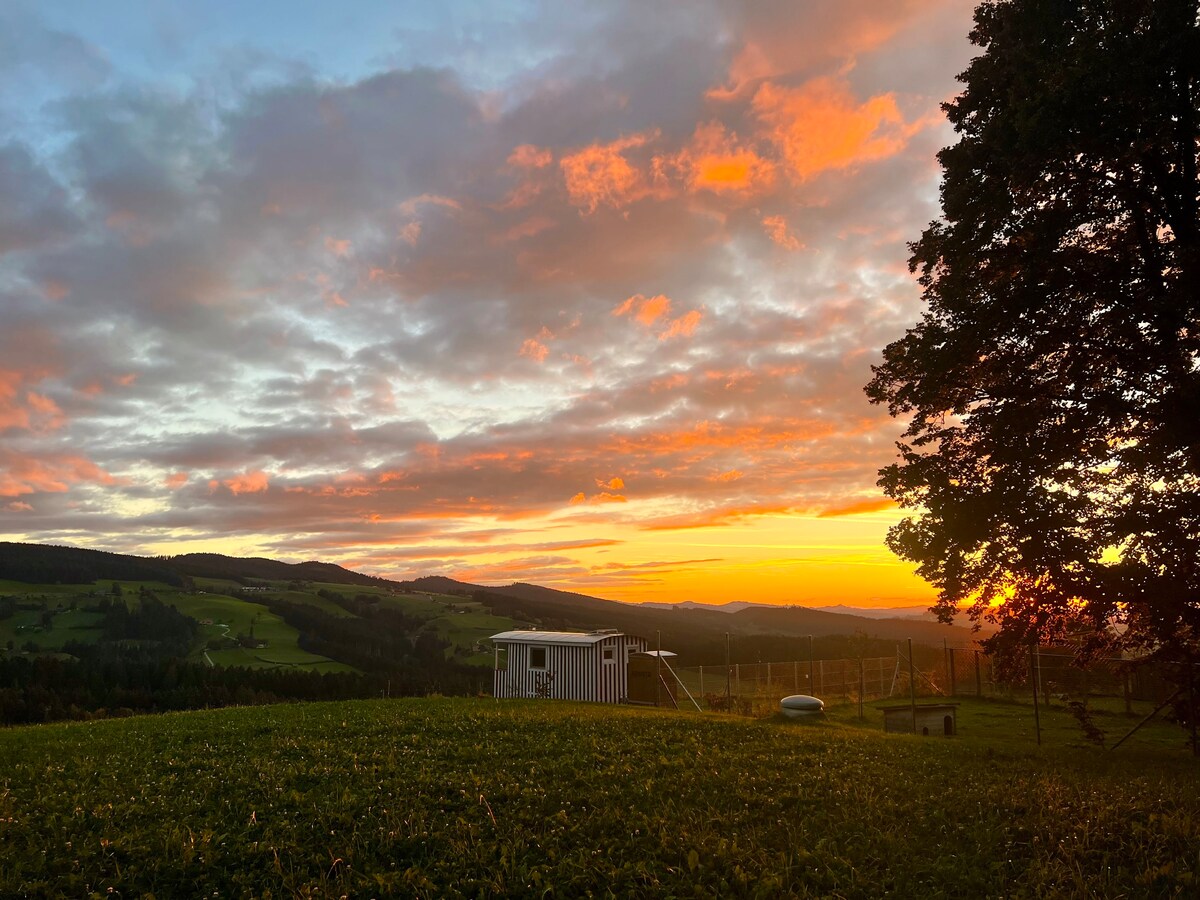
[867,1,1200,669]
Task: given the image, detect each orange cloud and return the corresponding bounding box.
[659,309,703,340]
[507,144,553,168]
[501,216,555,242]
[676,122,775,195]
[5,501,33,512]
[641,502,798,531]
[0,452,116,497]
[603,418,840,459]
[0,371,66,433]
[753,77,908,180]
[520,326,555,363]
[817,497,896,517]
[24,391,61,419]
[519,339,548,362]
[164,472,189,489]
[614,293,672,326]
[710,2,934,99]
[398,193,462,238]
[560,133,654,212]
[324,236,352,257]
[220,470,270,495]
[762,215,803,250]
[597,476,625,490]
[635,295,671,326]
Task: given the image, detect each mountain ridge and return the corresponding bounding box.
[0,542,979,646]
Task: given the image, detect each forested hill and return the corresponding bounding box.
[0,542,974,648]
[167,553,394,588]
[0,542,186,587]
[0,543,395,589]
[406,576,978,648]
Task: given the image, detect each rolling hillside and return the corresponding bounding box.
[406,575,977,653]
[1,543,975,676]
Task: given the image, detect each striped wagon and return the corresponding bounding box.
[490,629,649,703]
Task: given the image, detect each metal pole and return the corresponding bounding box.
[1111,687,1183,752]
[1189,659,1198,758]
[949,645,957,696]
[699,665,704,698]
[1035,643,1044,705]
[908,638,917,733]
[1030,645,1041,746]
[725,633,731,707]
[808,635,814,694]
[975,649,982,696]
[656,630,662,708]
[858,656,865,720]
[660,657,702,712]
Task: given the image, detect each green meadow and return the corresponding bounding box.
[1,576,517,674]
[1,696,1196,898]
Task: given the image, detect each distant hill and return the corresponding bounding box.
[168,553,395,588]
[812,604,934,620]
[398,574,978,654]
[0,542,978,657]
[0,542,185,587]
[639,600,763,613]
[640,600,938,620]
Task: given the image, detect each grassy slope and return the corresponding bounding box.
[1,577,517,672]
[1,697,1197,898]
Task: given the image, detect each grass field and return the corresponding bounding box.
[2,575,512,674]
[1,696,1196,898]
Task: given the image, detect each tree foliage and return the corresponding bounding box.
[866,0,1200,664]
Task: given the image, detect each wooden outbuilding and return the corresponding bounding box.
[881,702,959,736]
[491,629,648,703]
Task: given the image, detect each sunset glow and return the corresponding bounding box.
[0,0,980,606]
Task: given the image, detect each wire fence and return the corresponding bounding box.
[671,642,1187,712]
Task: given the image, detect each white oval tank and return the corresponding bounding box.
[780,694,824,718]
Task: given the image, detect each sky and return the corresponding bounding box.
[0,0,981,607]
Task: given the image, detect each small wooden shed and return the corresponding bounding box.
[627,650,678,706]
[881,703,959,736]
[491,629,648,703]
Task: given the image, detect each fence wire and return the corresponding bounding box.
[674,643,1185,710]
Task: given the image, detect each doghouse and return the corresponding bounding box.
[881,703,959,736]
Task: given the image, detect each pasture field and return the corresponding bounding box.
[1,575,518,675]
[1,698,1197,898]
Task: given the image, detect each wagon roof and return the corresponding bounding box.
[490,630,636,644]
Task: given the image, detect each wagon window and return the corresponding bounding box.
[602,646,615,662]
[529,646,547,669]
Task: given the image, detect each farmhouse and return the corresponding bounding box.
[491,629,649,703]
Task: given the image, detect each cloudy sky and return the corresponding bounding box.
[0,0,980,606]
